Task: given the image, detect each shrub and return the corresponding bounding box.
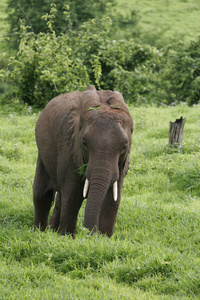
[151,39,200,105]
[6,0,116,49]
[2,5,200,107]
[100,40,160,103]
[1,5,159,107]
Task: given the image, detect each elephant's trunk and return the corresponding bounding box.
[84,165,114,233]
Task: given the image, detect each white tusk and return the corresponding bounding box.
[113,181,118,201]
[83,178,89,198]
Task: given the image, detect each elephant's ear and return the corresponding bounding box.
[123,152,131,177]
[65,86,101,168]
[106,91,130,113]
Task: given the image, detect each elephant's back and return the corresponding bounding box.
[39,91,81,122]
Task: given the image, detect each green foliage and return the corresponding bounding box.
[103,37,200,106]
[1,8,159,107]
[1,4,200,107]
[6,0,116,49]
[101,40,160,103]
[159,39,200,105]
[1,104,200,299]
[1,7,94,106]
[76,164,88,180]
[110,7,140,41]
[144,38,200,106]
[66,0,116,28]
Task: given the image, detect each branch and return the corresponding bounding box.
[17,3,34,33]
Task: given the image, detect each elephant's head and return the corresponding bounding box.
[65,85,133,236]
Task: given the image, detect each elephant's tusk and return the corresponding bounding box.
[83,178,89,198]
[113,181,118,201]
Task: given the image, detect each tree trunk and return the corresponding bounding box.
[169,116,186,149]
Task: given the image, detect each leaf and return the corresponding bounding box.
[76,164,88,179]
[88,106,101,111]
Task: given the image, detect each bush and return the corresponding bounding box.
[1,32,90,107]
[1,5,159,107]
[100,40,160,103]
[2,5,200,107]
[6,0,116,49]
[148,38,200,106]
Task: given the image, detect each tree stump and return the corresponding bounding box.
[169,117,186,149]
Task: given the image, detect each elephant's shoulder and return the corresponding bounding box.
[37,92,82,128]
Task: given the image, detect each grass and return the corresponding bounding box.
[0,0,9,53]
[0,1,200,298]
[0,0,8,34]
[116,0,200,47]
[0,103,200,299]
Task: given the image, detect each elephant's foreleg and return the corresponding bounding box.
[33,155,55,231]
[58,184,84,237]
[49,192,61,231]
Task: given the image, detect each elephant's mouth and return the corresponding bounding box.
[83,178,118,201]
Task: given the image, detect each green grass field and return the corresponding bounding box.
[0,0,9,53]
[1,0,200,299]
[0,0,8,34]
[1,103,200,299]
[117,0,200,47]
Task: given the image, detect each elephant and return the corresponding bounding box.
[33,85,133,238]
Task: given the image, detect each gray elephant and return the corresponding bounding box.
[33,85,133,237]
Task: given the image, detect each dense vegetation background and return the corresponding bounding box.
[0,0,200,299]
[0,0,200,107]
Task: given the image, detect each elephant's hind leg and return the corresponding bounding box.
[33,155,55,231]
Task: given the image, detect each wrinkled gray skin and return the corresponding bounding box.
[33,85,133,238]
